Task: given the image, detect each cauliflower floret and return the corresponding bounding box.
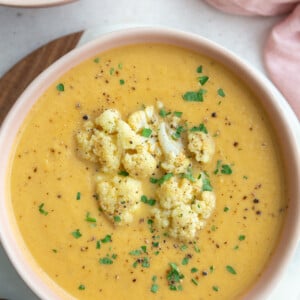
[188,131,215,163]
[94,109,121,134]
[122,145,157,178]
[128,105,160,133]
[192,191,216,219]
[152,176,215,241]
[169,203,205,241]
[158,122,190,174]
[91,130,121,173]
[96,175,142,225]
[155,177,194,209]
[117,120,143,150]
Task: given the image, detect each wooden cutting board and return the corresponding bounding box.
[0,31,83,125]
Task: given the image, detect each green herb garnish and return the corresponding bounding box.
[226,265,237,275]
[78,284,85,290]
[76,192,81,200]
[85,212,96,223]
[190,123,208,133]
[119,79,125,85]
[198,76,209,86]
[99,257,113,265]
[150,173,173,185]
[191,278,198,286]
[109,67,114,75]
[56,83,64,92]
[196,65,203,73]
[172,125,185,140]
[238,235,246,241]
[93,57,100,63]
[212,285,219,292]
[167,263,184,291]
[71,229,82,239]
[151,284,159,293]
[191,267,198,273]
[218,88,225,97]
[221,164,232,174]
[181,256,190,265]
[118,170,129,176]
[183,89,206,102]
[101,234,112,243]
[129,249,142,256]
[113,215,121,223]
[173,111,183,117]
[224,206,230,212]
[38,203,48,216]
[141,195,156,206]
[199,172,213,191]
[96,240,101,249]
[159,108,171,117]
[141,128,152,138]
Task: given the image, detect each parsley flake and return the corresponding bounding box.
[183,89,206,102]
[141,195,156,206]
[150,173,173,185]
[85,212,96,223]
[226,265,237,275]
[71,229,82,239]
[118,170,129,176]
[159,108,171,117]
[218,88,225,97]
[114,215,121,223]
[190,123,208,133]
[56,83,64,92]
[38,203,48,216]
[198,76,209,86]
[141,128,152,138]
[78,284,85,290]
[119,79,125,85]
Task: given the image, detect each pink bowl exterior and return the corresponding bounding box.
[0,27,299,300]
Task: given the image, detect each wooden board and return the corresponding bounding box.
[0,31,83,125]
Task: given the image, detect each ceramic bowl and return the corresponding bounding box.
[0,27,299,300]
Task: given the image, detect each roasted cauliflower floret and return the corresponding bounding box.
[94,109,121,134]
[152,176,215,241]
[188,131,215,163]
[169,203,205,241]
[91,130,121,173]
[122,145,157,178]
[117,120,143,150]
[158,122,190,174]
[96,175,142,225]
[155,177,194,209]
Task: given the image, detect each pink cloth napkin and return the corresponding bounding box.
[205,0,300,119]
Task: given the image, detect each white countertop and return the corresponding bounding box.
[0,0,299,299]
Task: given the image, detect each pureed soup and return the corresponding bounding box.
[10,44,287,299]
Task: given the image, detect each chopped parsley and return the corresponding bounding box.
[78,284,85,290]
[56,83,64,92]
[151,283,159,293]
[118,63,123,69]
[150,173,173,185]
[221,164,232,174]
[238,235,246,241]
[172,125,185,140]
[167,263,184,291]
[226,265,237,275]
[182,89,206,102]
[199,172,213,191]
[141,128,152,138]
[109,67,114,75]
[118,170,129,176]
[224,206,230,212]
[101,234,112,243]
[152,241,159,248]
[181,256,190,265]
[113,215,121,223]
[209,265,215,273]
[191,267,198,273]
[191,278,199,286]
[196,65,203,73]
[85,212,96,223]
[99,257,113,265]
[93,57,100,63]
[190,123,208,133]
[173,111,183,117]
[159,108,171,117]
[180,244,188,251]
[129,249,143,256]
[142,257,150,268]
[212,285,219,292]
[119,79,125,85]
[96,240,101,249]
[194,245,200,253]
[76,192,81,200]
[198,75,209,86]
[38,203,48,216]
[217,88,225,97]
[214,160,232,175]
[71,229,82,239]
[141,195,156,206]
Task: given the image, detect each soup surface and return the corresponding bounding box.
[10,44,287,299]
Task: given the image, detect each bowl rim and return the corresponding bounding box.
[0,0,76,8]
[0,26,299,300]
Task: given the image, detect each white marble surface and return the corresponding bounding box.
[0,0,299,299]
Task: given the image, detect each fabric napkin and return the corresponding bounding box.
[205,0,300,119]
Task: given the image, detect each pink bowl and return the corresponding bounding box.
[0,0,76,8]
[0,27,299,299]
